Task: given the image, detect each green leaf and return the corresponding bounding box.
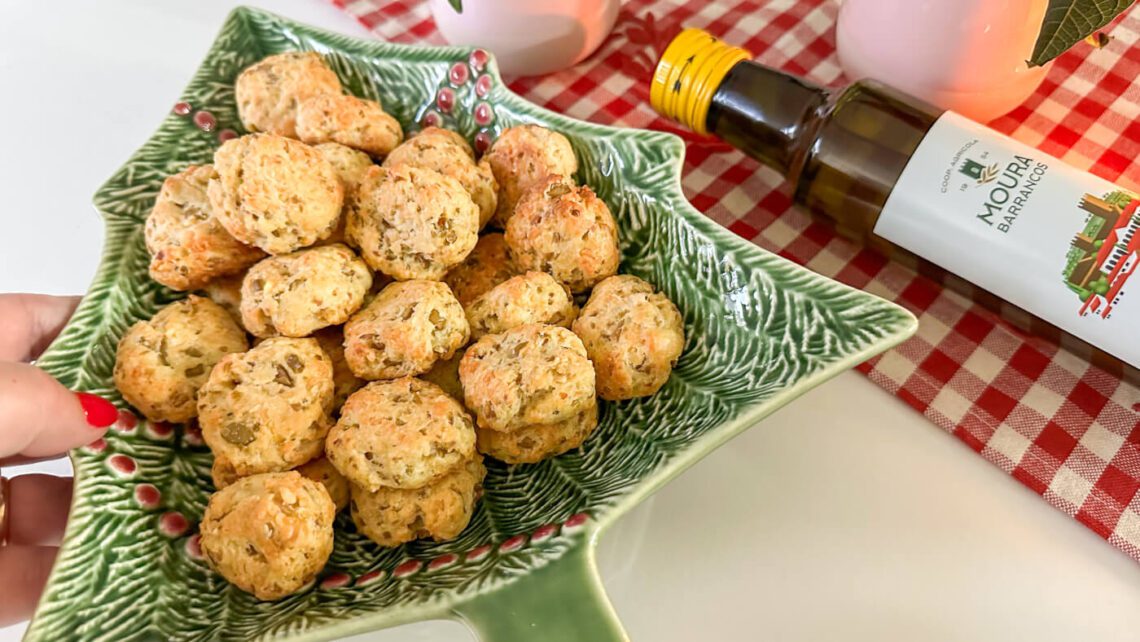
[1029,0,1136,66]
[448,0,463,13]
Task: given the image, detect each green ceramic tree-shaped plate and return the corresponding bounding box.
[26,8,917,641]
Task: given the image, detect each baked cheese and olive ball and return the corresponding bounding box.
[505,174,620,293]
[418,348,465,405]
[476,403,598,464]
[346,165,479,280]
[113,296,248,423]
[343,280,469,380]
[208,133,344,255]
[198,337,334,476]
[311,326,364,414]
[483,124,578,226]
[200,271,246,324]
[465,271,577,340]
[199,471,335,601]
[572,275,685,400]
[211,452,349,513]
[383,127,498,227]
[442,232,518,307]
[234,51,342,138]
[459,324,595,432]
[145,164,265,291]
[350,455,484,547]
[325,377,477,490]
[295,456,351,512]
[296,93,404,158]
[239,244,371,338]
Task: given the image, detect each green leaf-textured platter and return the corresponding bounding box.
[26,7,917,642]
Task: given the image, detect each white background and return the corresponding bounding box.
[2,1,1140,640]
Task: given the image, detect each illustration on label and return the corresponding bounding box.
[1063,190,1139,319]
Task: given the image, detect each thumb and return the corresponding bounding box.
[0,362,118,459]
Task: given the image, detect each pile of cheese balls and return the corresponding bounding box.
[111,52,685,600]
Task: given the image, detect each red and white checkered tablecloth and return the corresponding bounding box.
[333,0,1140,561]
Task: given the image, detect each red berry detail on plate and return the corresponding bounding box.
[531,524,558,542]
[320,573,351,590]
[135,484,161,509]
[475,74,492,98]
[159,511,189,537]
[173,101,192,116]
[117,409,139,432]
[148,421,174,439]
[109,454,137,475]
[193,111,216,132]
[473,102,494,126]
[428,553,457,571]
[393,559,421,578]
[499,534,527,553]
[474,131,492,154]
[437,88,456,113]
[185,534,204,560]
[466,544,492,562]
[449,62,470,85]
[217,128,238,143]
[355,569,386,586]
[183,424,204,447]
[469,49,489,71]
[422,110,443,128]
[86,438,107,453]
[564,512,589,528]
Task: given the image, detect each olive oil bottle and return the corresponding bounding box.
[652,28,1139,378]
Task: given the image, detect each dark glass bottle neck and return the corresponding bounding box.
[706,61,829,179]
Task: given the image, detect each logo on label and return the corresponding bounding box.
[959,158,999,185]
[1063,190,1139,319]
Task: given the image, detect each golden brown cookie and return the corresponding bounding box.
[296,456,350,512]
[459,324,596,432]
[311,326,364,414]
[383,128,498,227]
[350,455,484,547]
[419,348,465,405]
[296,93,403,158]
[443,233,518,307]
[465,271,577,339]
[145,165,265,291]
[326,378,476,490]
[208,134,343,255]
[200,271,246,324]
[113,296,248,423]
[235,51,342,138]
[198,337,334,475]
[199,471,335,601]
[476,403,598,464]
[346,165,479,280]
[211,452,242,490]
[505,174,620,293]
[483,124,577,226]
[573,275,684,400]
[343,280,469,380]
[240,244,372,338]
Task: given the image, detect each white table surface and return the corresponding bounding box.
[3,1,1140,640]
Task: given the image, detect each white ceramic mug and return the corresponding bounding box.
[430,0,621,77]
[836,0,1051,122]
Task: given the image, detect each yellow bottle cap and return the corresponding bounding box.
[650,28,751,135]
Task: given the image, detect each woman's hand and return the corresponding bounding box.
[0,294,118,626]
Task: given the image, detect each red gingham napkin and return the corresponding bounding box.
[333,0,1140,560]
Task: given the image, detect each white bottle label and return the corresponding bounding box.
[875,111,1139,368]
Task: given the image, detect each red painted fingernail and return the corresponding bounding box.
[77,392,118,428]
